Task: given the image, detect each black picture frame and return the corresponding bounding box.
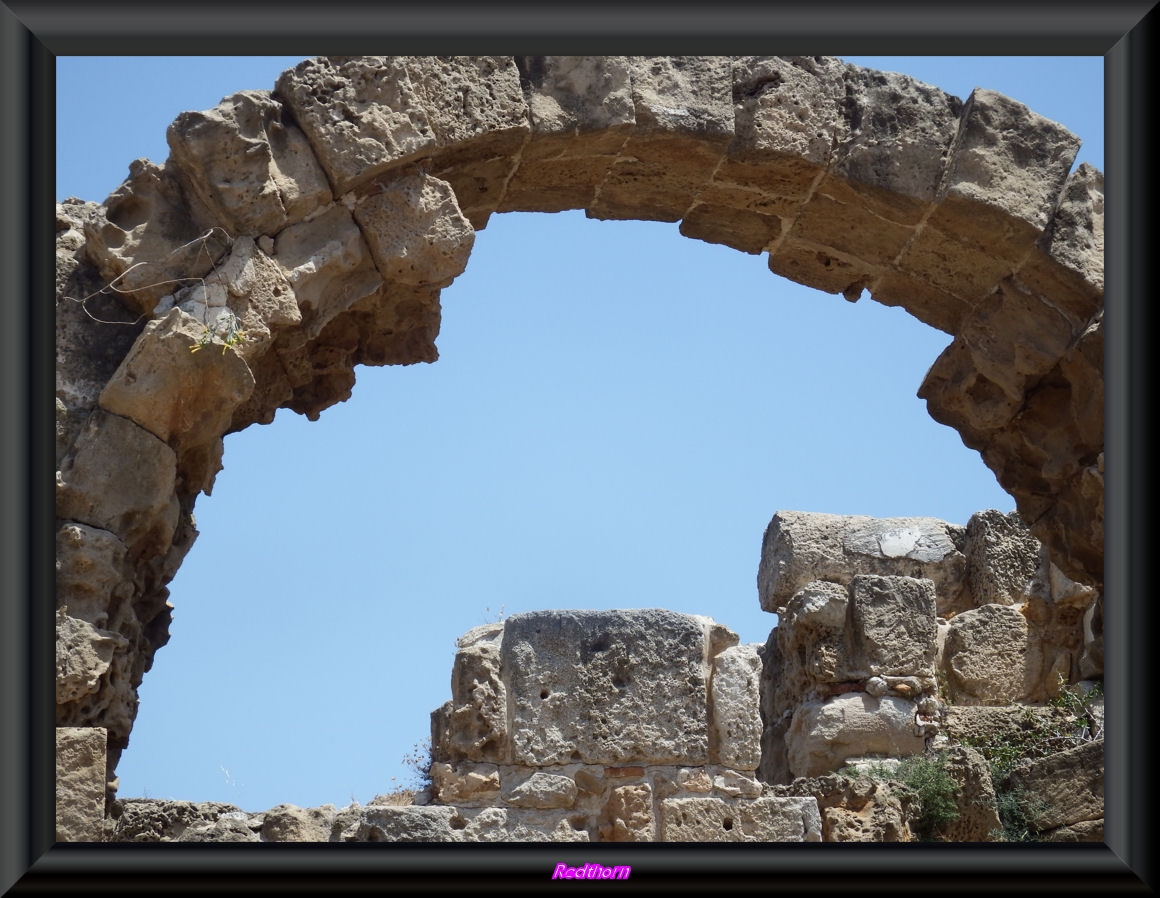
[3,2,1153,893]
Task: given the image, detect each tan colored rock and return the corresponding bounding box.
[1006,738,1103,833]
[258,803,338,842]
[98,307,256,494]
[434,622,508,764]
[502,609,717,766]
[110,799,251,842]
[942,604,1037,704]
[599,783,653,841]
[330,804,463,842]
[787,693,926,778]
[758,510,968,614]
[55,522,129,629]
[659,795,822,842]
[848,575,938,679]
[82,160,231,315]
[57,727,108,841]
[351,173,474,288]
[56,409,179,559]
[430,762,500,806]
[962,509,1040,609]
[459,807,589,842]
[772,773,916,842]
[56,610,126,705]
[934,746,1002,842]
[501,771,578,809]
[166,90,332,237]
[709,643,762,770]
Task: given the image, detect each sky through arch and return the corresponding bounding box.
[56,55,1103,812]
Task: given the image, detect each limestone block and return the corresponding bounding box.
[330,804,463,842]
[709,644,762,770]
[56,610,127,704]
[963,510,1040,609]
[599,783,653,841]
[589,56,733,222]
[942,604,1035,705]
[958,279,1082,402]
[901,89,1081,302]
[275,57,436,195]
[430,762,500,805]
[259,803,339,842]
[933,746,1002,842]
[1043,819,1104,842]
[272,203,384,337]
[166,90,332,237]
[848,575,937,679]
[1019,162,1104,309]
[56,409,179,559]
[713,770,762,798]
[771,773,916,842]
[828,64,962,224]
[111,799,250,842]
[918,338,1023,436]
[501,609,714,766]
[460,807,589,842]
[351,173,475,288]
[786,693,925,778]
[1007,738,1103,833]
[57,727,108,842]
[676,768,712,793]
[177,815,261,842]
[56,523,129,628]
[502,771,578,809]
[82,160,231,315]
[940,88,1082,236]
[758,510,967,614]
[440,622,508,763]
[98,307,256,494]
[659,795,822,842]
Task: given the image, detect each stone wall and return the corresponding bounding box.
[55,56,1103,833]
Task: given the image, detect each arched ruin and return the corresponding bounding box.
[54,56,1103,838]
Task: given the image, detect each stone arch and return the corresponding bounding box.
[55,55,1103,797]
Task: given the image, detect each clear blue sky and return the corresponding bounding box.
[57,56,1103,813]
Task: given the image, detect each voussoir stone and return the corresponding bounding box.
[166,90,333,237]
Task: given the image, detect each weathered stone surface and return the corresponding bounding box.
[501,609,716,766]
[709,644,762,770]
[501,772,578,809]
[56,410,179,559]
[1006,738,1103,833]
[848,575,937,679]
[962,509,1040,609]
[110,799,250,842]
[56,58,1104,830]
[935,746,1002,842]
[758,510,967,613]
[786,693,925,778]
[598,783,653,841]
[351,173,474,288]
[430,762,500,805]
[57,728,108,842]
[272,203,384,338]
[434,622,508,763]
[258,803,339,842]
[166,90,333,237]
[772,773,916,842]
[330,804,463,842]
[82,160,231,316]
[55,610,127,705]
[55,523,129,629]
[98,308,256,494]
[659,795,822,842]
[942,604,1035,705]
[459,807,590,842]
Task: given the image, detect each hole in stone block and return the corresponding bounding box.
[722,817,734,831]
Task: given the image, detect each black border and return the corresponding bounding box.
[4,2,1154,893]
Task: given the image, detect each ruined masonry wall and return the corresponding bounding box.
[55,56,1103,832]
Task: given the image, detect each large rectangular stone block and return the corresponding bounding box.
[659,795,822,842]
[57,727,107,842]
[501,609,718,766]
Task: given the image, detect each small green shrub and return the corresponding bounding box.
[843,752,960,841]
